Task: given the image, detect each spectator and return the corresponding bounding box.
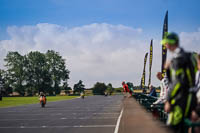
[148,85,157,97]
[122,81,131,97]
[153,72,169,105]
[127,82,134,96]
[162,32,197,133]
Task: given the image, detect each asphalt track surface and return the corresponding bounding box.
[0,95,123,133]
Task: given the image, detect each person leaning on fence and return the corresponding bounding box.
[122,81,131,97]
[148,85,157,97]
[153,72,169,105]
[127,82,134,96]
[162,32,198,133]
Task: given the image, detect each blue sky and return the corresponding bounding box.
[1,0,200,34]
[0,0,200,87]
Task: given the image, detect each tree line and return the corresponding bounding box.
[0,50,70,96]
[0,50,139,97]
[0,50,118,97]
[71,81,116,95]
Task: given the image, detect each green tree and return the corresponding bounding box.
[92,82,107,95]
[46,50,70,94]
[73,80,85,94]
[26,51,51,95]
[0,69,4,100]
[4,52,26,96]
[0,69,4,89]
[106,83,114,95]
[3,50,70,96]
[0,69,13,96]
[62,82,71,95]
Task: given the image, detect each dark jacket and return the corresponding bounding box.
[166,47,197,120]
[149,87,157,97]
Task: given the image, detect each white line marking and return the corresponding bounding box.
[0,125,115,129]
[114,108,123,133]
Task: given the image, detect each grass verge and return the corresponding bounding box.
[0,96,79,108]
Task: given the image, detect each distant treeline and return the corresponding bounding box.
[0,50,69,96]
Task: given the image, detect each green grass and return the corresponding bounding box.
[0,96,79,108]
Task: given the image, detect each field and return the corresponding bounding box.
[0,96,79,108]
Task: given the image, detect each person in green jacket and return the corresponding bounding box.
[162,32,197,133]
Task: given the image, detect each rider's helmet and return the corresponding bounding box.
[40,92,44,96]
[161,32,179,46]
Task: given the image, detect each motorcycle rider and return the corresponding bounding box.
[39,92,46,107]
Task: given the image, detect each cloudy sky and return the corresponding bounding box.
[0,0,200,88]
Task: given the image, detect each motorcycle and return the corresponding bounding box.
[39,96,46,107]
[80,93,85,99]
[104,92,108,96]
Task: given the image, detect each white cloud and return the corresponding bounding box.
[180,28,200,53]
[0,23,199,88]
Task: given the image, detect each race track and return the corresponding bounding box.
[0,95,123,133]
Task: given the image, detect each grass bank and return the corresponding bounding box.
[0,96,79,108]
